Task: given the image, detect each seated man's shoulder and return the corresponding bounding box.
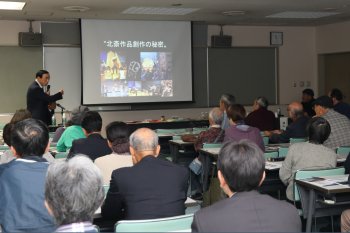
[111,165,133,178]
[259,192,298,212]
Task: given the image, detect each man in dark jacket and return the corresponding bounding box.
[191,140,301,232]
[26,70,63,125]
[265,101,309,143]
[102,128,189,220]
[68,111,111,161]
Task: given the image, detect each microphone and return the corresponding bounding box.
[57,103,66,110]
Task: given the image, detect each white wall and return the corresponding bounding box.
[208,25,317,104]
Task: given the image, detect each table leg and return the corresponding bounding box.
[200,153,210,192]
[306,189,316,232]
[169,143,179,163]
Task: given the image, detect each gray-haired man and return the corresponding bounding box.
[45,155,104,232]
[102,128,189,220]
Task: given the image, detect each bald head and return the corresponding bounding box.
[209,107,223,126]
[288,102,304,120]
[129,128,160,163]
[130,128,158,151]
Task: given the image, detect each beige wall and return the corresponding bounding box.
[0,20,40,46]
[208,25,317,104]
[316,21,350,54]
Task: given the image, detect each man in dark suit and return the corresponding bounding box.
[102,128,189,220]
[26,70,64,125]
[191,140,301,232]
[68,111,111,161]
[265,101,309,143]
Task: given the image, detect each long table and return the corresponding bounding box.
[126,119,209,133]
[296,175,350,232]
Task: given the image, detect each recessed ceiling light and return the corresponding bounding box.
[122,7,199,15]
[0,1,25,10]
[266,11,339,19]
[63,6,90,12]
[171,3,183,7]
[222,10,245,16]
[324,7,337,11]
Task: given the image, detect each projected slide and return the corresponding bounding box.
[100,51,173,97]
[81,19,192,105]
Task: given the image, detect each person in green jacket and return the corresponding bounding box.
[56,106,89,152]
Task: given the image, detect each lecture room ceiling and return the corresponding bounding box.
[1,0,350,26]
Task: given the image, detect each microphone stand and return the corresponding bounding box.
[57,105,65,126]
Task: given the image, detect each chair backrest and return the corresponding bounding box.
[264,151,278,160]
[49,132,56,139]
[115,214,194,232]
[172,135,182,140]
[337,146,350,156]
[278,147,289,158]
[103,185,110,195]
[156,129,187,135]
[262,136,269,146]
[55,152,68,159]
[0,145,9,151]
[293,167,345,202]
[289,138,307,144]
[192,127,208,134]
[203,143,222,149]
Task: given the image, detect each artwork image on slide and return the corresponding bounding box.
[100,50,173,97]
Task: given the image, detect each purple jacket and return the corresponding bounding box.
[224,124,265,151]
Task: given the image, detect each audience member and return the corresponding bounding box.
[10,109,32,124]
[182,107,224,199]
[68,111,112,161]
[182,107,224,151]
[95,121,133,184]
[279,117,337,200]
[51,120,73,143]
[266,102,309,144]
[191,140,301,232]
[329,88,350,119]
[313,95,350,149]
[1,110,55,164]
[56,106,89,152]
[224,104,264,151]
[301,88,316,117]
[0,119,55,232]
[219,93,235,130]
[245,96,277,131]
[102,128,189,220]
[45,155,104,232]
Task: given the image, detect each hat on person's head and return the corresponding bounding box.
[313,95,333,108]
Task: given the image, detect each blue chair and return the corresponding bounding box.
[289,138,307,144]
[262,136,269,146]
[103,185,110,196]
[156,129,187,136]
[278,147,289,158]
[336,146,350,156]
[203,143,222,149]
[172,135,182,140]
[192,127,208,134]
[55,152,68,159]
[115,214,194,232]
[264,151,278,160]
